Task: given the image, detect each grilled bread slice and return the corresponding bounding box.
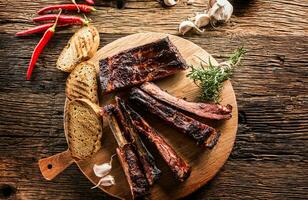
[65,61,98,104]
[65,99,102,160]
[57,25,100,72]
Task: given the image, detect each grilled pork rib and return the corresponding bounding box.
[105,105,149,199]
[129,88,220,148]
[114,97,161,186]
[117,97,191,181]
[140,82,232,120]
[99,37,188,94]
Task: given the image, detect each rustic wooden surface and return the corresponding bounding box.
[0,0,307,199]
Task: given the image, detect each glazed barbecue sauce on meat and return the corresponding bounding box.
[99,37,188,94]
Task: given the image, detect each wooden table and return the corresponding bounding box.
[0,0,307,199]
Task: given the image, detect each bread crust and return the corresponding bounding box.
[64,99,102,160]
[57,25,100,72]
[65,61,99,104]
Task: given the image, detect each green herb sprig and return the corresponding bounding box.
[187,47,246,103]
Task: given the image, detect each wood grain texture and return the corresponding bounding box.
[38,150,74,181]
[0,32,307,199]
[0,0,307,36]
[0,0,308,199]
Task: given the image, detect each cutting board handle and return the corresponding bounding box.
[38,150,74,180]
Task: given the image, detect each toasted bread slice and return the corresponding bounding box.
[57,25,100,72]
[66,61,98,104]
[65,99,102,160]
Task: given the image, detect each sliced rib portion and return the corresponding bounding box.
[99,37,188,94]
[117,97,191,181]
[129,88,220,148]
[140,82,232,120]
[105,105,149,199]
[114,97,161,186]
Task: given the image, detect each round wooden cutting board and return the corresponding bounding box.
[75,32,238,200]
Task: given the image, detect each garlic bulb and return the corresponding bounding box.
[164,0,177,6]
[91,175,115,189]
[194,13,210,28]
[178,20,203,35]
[209,0,233,22]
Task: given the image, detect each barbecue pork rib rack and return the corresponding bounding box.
[140,82,233,120]
[105,105,150,199]
[99,37,188,94]
[114,97,161,186]
[116,96,191,182]
[129,88,220,148]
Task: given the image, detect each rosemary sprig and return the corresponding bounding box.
[187,47,246,103]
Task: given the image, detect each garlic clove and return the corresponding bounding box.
[163,0,177,7]
[179,20,203,35]
[91,175,116,189]
[100,175,116,187]
[209,3,223,21]
[209,0,233,22]
[93,154,116,178]
[222,0,233,22]
[194,13,210,28]
[93,163,112,178]
[179,20,194,35]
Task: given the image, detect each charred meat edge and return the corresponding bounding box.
[105,105,149,199]
[140,82,232,120]
[129,88,220,148]
[99,37,188,94]
[118,97,191,181]
[114,97,161,186]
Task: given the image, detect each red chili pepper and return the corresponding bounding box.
[33,14,89,25]
[37,4,95,15]
[15,23,72,37]
[16,23,54,37]
[26,10,62,80]
[85,0,95,5]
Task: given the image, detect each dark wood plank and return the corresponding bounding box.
[189,161,308,199]
[1,0,308,199]
[0,0,307,35]
[1,33,307,93]
[0,31,307,199]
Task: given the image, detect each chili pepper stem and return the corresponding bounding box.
[72,0,81,12]
[50,9,62,32]
[83,14,91,25]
